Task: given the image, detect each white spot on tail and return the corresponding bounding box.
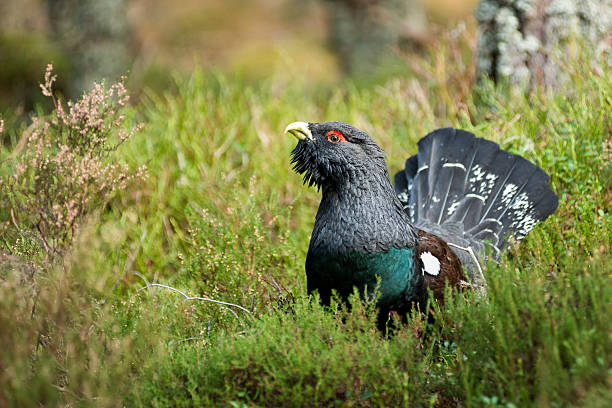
[469,164,485,184]
[443,162,466,171]
[483,218,503,226]
[466,193,486,202]
[508,192,539,237]
[397,190,409,204]
[420,252,441,276]
[501,183,518,206]
[447,201,460,216]
[468,165,499,202]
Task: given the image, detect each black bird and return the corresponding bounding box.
[286,121,558,315]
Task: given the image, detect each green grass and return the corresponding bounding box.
[1,40,611,406]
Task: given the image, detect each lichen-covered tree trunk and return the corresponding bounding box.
[46,0,132,97]
[476,0,612,87]
[323,0,427,75]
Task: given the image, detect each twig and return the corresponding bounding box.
[458,280,473,288]
[51,384,80,399]
[9,208,20,234]
[33,221,54,262]
[267,275,285,296]
[133,272,152,296]
[143,283,251,313]
[137,283,251,325]
[447,242,487,297]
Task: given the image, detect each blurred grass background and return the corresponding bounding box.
[0,0,478,113]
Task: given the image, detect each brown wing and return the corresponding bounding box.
[416,229,465,303]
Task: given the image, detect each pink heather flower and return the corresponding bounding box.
[1,63,145,263]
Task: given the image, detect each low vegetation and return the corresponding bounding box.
[0,33,610,406]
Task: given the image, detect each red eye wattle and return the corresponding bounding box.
[325,130,346,143]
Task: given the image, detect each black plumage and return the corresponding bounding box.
[286,122,558,314]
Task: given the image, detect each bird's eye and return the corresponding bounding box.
[325,130,346,143]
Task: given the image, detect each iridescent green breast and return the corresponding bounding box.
[306,247,416,308]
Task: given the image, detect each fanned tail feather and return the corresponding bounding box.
[394,128,558,271]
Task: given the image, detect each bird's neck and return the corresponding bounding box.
[311,170,417,254]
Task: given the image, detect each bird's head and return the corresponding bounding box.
[285,121,386,189]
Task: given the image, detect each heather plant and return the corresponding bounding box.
[178,177,298,317]
[1,65,145,266]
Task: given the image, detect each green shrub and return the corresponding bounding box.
[0,240,158,407]
[128,294,437,407]
[178,180,299,320]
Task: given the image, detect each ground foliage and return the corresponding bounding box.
[0,32,611,407]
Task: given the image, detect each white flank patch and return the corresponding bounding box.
[417,165,429,174]
[420,252,441,276]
